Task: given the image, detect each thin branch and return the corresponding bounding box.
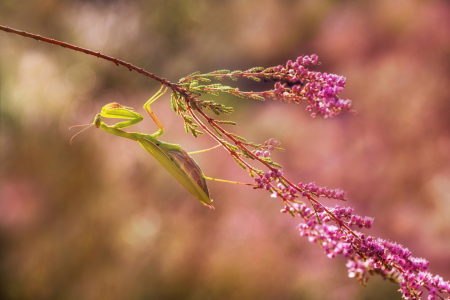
[0,25,174,88]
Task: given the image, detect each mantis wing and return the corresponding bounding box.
[167,148,210,197]
[138,139,213,208]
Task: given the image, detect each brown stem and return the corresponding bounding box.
[0,25,174,88]
[189,93,363,242]
[188,96,361,239]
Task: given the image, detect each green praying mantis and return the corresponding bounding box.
[73,85,250,209]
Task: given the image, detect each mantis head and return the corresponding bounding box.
[94,113,102,128]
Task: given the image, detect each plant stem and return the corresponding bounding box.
[0,25,174,88]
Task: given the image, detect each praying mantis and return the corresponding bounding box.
[73,85,252,208]
[86,85,227,209]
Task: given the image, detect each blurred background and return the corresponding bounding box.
[1,0,449,299]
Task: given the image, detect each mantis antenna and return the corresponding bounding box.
[69,124,93,145]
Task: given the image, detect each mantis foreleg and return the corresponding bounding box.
[143,85,168,138]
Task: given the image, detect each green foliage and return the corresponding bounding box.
[190,128,203,138]
[255,156,282,168]
[223,141,239,152]
[247,67,264,72]
[210,123,223,137]
[198,77,211,82]
[209,69,230,75]
[247,76,261,82]
[196,100,234,115]
[249,94,265,101]
[175,65,289,178]
[215,120,236,125]
[233,156,247,170]
[242,150,255,160]
[228,133,246,142]
[179,71,200,82]
[171,92,188,114]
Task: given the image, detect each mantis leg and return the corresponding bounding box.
[202,175,254,186]
[188,144,222,155]
[143,85,168,138]
[100,103,144,129]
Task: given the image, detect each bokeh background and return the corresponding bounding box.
[1,0,450,299]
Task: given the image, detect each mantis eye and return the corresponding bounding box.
[94,113,101,128]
